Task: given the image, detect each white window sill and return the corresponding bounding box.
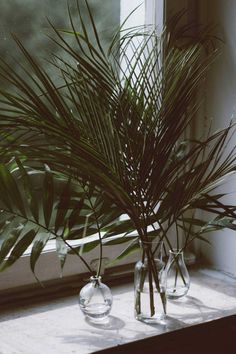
[0,267,236,354]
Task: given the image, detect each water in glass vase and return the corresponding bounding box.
[80,300,112,320]
[166,285,188,299]
[134,257,166,324]
[79,276,113,322]
[135,286,166,323]
[164,250,190,299]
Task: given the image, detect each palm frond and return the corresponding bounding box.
[0,160,123,275]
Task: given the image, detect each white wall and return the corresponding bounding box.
[198,0,236,276]
[120,0,145,27]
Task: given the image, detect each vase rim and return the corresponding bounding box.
[90,275,102,281]
[169,249,183,255]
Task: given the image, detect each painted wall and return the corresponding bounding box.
[198,0,236,276]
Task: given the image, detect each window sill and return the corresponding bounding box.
[0,267,236,354]
[96,314,236,354]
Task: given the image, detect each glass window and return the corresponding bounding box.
[0,0,121,90]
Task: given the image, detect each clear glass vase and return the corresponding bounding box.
[164,249,190,299]
[79,276,113,322]
[134,241,167,323]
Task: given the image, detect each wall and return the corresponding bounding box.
[198,0,236,276]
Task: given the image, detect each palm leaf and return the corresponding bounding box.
[0,229,37,271]
[30,232,51,274]
[0,161,120,275]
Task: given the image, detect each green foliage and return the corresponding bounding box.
[0,160,123,275]
[0,1,235,275]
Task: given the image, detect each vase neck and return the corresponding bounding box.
[169,249,183,255]
[90,275,101,285]
[169,249,184,261]
[140,240,163,262]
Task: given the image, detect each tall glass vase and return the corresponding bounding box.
[134,241,167,323]
[164,249,190,299]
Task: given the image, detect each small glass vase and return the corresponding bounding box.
[134,241,167,323]
[164,249,190,299]
[79,276,113,322]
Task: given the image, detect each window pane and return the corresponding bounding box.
[0,0,120,89]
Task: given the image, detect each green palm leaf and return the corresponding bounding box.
[0,158,124,276]
[0,229,37,271]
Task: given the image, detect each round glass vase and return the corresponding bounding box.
[164,249,190,299]
[79,276,113,322]
[134,241,167,324]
